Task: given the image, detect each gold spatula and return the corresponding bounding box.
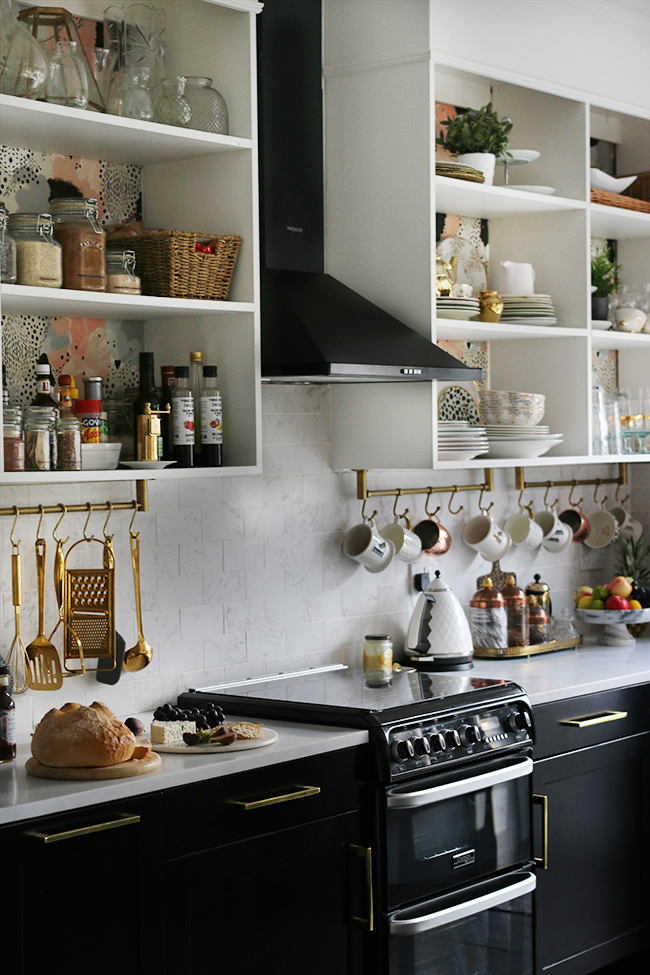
[26,537,63,690]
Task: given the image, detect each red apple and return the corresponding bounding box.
[605,595,630,610]
[609,576,633,598]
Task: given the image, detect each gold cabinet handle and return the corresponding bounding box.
[26,813,141,844]
[533,795,548,870]
[560,710,628,728]
[351,844,374,932]
[230,784,320,811]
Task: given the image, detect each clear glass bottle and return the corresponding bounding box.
[24,411,52,470]
[157,76,191,127]
[0,664,16,764]
[105,249,141,294]
[0,201,17,283]
[50,198,106,292]
[189,351,203,459]
[200,365,222,467]
[56,413,81,471]
[8,212,62,288]
[45,40,89,109]
[3,407,24,472]
[183,77,228,134]
[172,365,194,468]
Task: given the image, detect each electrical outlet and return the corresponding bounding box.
[579,545,608,572]
[410,564,432,593]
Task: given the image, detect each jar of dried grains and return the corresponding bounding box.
[3,408,24,472]
[105,249,141,294]
[50,198,106,291]
[8,213,62,288]
[56,413,81,470]
[0,202,17,283]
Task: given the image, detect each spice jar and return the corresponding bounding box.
[3,408,24,472]
[8,212,62,288]
[24,411,52,470]
[363,634,393,685]
[75,399,103,443]
[105,249,141,294]
[56,414,81,471]
[24,406,57,470]
[470,578,508,651]
[0,202,17,283]
[501,575,529,648]
[50,198,106,291]
[528,595,550,645]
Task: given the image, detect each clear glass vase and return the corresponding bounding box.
[0,0,48,99]
[184,76,228,135]
[108,66,154,121]
[156,75,191,127]
[45,40,89,109]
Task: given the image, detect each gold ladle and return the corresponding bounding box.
[123,529,152,672]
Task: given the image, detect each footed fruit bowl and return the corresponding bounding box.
[576,608,650,645]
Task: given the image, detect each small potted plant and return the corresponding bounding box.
[437,102,513,185]
[591,250,620,321]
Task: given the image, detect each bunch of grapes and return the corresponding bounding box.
[153,701,225,730]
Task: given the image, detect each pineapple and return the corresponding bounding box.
[614,534,650,590]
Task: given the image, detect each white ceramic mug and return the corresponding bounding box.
[505,511,544,550]
[380,518,422,563]
[499,261,536,296]
[534,507,572,553]
[583,508,619,548]
[462,514,511,561]
[605,505,642,542]
[343,520,395,573]
[615,307,647,333]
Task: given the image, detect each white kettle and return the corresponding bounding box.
[405,571,474,670]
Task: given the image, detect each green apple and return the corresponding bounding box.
[592,585,610,601]
[588,598,606,610]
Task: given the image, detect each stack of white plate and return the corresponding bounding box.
[438,421,489,461]
[482,424,564,459]
[437,296,480,321]
[500,294,557,326]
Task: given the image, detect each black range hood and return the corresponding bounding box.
[257,0,482,385]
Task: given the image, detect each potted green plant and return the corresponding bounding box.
[591,250,620,321]
[437,102,513,185]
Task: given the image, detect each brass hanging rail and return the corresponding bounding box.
[0,480,148,517]
[514,463,628,493]
[355,468,494,502]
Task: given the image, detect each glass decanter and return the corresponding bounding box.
[45,40,89,109]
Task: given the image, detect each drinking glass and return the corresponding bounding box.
[592,385,608,455]
[603,392,623,455]
[45,40,89,110]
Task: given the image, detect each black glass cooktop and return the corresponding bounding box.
[179,665,523,729]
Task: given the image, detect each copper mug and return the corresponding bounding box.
[559,506,591,543]
[413,505,452,556]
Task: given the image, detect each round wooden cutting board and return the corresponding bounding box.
[25,752,161,781]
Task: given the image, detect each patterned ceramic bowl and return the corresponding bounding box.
[478,390,545,426]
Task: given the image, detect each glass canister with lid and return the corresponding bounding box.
[8,212,62,288]
[470,578,508,651]
[50,198,106,291]
[105,248,141,295]
[0,202,17,283]
[24,409,54,471]
[362,634,393,685]
[528,595,550,645]
[501,575,530,648]
[56,413,81,471]
[3,407,24,472]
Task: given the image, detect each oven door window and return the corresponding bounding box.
[386,754,532,906]
[389,869,535,975]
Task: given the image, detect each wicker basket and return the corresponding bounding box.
[590,188,650,214]
[621,172,650,204]
[109,231,242,300]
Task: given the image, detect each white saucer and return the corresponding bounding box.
[591,320,613,330]
[498,150,541,164]
[120,460,177,470]
[509,185,556,195]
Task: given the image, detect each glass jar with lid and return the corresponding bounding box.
[0,202,16,283]
[56,413,81,471]
[528,595,550,645]
[470,578,507,651]
[501,575,530,648]
[50,198,106,291]
[8,212,62,288]
[362,634,393,685]
[105,249,141,295]
[24,406,57,470]
[3,407,24,472]
[24,411,52,470]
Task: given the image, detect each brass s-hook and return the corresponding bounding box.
[10,505,20,546]
[517,486,533,513]
[82,502,95,540]
[103,501,114,540]
[392,489,409,523]
[614,481,630,505]
[448,486,463,516]
[543,482,559,509]
[35,504,45,542]
[477,485,494,516]
[128,499,139,536]
[52,504,69,545]
[424,488,441,520]
[361,497,378,523]
[593,480,608,507]
[568,481,583,509]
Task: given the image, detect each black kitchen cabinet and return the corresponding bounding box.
[533,685,650,975]
[163,746,369,975]
[1,791,165,975]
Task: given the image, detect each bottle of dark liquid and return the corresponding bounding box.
[2,363,9,408]
[133,352,162,461]
[0,665,17,763]
[200,365,222,467]
[172,366,194,468]
[160,365,175,461]
[32,354,57,407]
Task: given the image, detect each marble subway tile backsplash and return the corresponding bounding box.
[1,385,643,733]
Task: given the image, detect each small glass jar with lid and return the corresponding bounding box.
[0,202,17,283]
[3,407,24,472]
[24,411,52,470]
[470,578,507,651]
[24,406,58,470]
[50,198,106,291]
[363,634,393,685]
[501,575,530,648]
[528,595,550,645]
[56,413,81,471]
[8,212,62,288]
[105,249,141,295]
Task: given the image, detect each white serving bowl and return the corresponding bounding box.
[81,443,122,471]
[575,608,650,624]
[590,168,637,193]
[478,390,545,426]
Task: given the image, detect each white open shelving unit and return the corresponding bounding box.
[323,0,650,473]
[0,0,262,488]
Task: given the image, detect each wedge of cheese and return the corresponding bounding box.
[150,719,196,744]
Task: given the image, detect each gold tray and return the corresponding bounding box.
[473,636,582,658]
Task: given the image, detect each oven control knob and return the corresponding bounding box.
[445,729,461,750]
[460,724,480,746]
[392,738,415,761]
[507,710,531,733]
[413,736,431,756]
[428,732,447,752]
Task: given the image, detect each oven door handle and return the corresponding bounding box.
[389,872,536,936]
[386,756,533,808]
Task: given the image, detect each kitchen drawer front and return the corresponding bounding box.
[164,745,368,859]
[534,683,650,759]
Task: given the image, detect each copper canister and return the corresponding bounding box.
[526,574,552,618]
[501,574,529,647]
[470,577,508,650]
[528,595,550,645]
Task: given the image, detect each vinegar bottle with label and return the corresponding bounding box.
[172,365,194,468]
[200,365,222,467]
[189,351,203,461]
[0,665,17,763]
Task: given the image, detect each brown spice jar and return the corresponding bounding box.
[51,198,106,292]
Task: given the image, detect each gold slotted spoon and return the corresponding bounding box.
[7,510,29,694]
[26,533,63,690]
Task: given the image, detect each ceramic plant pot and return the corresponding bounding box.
[457,152,496,185]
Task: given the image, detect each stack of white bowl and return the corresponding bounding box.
[478,390,563,459]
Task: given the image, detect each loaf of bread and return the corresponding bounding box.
[224,721,263,740]
[31,701,136,768]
